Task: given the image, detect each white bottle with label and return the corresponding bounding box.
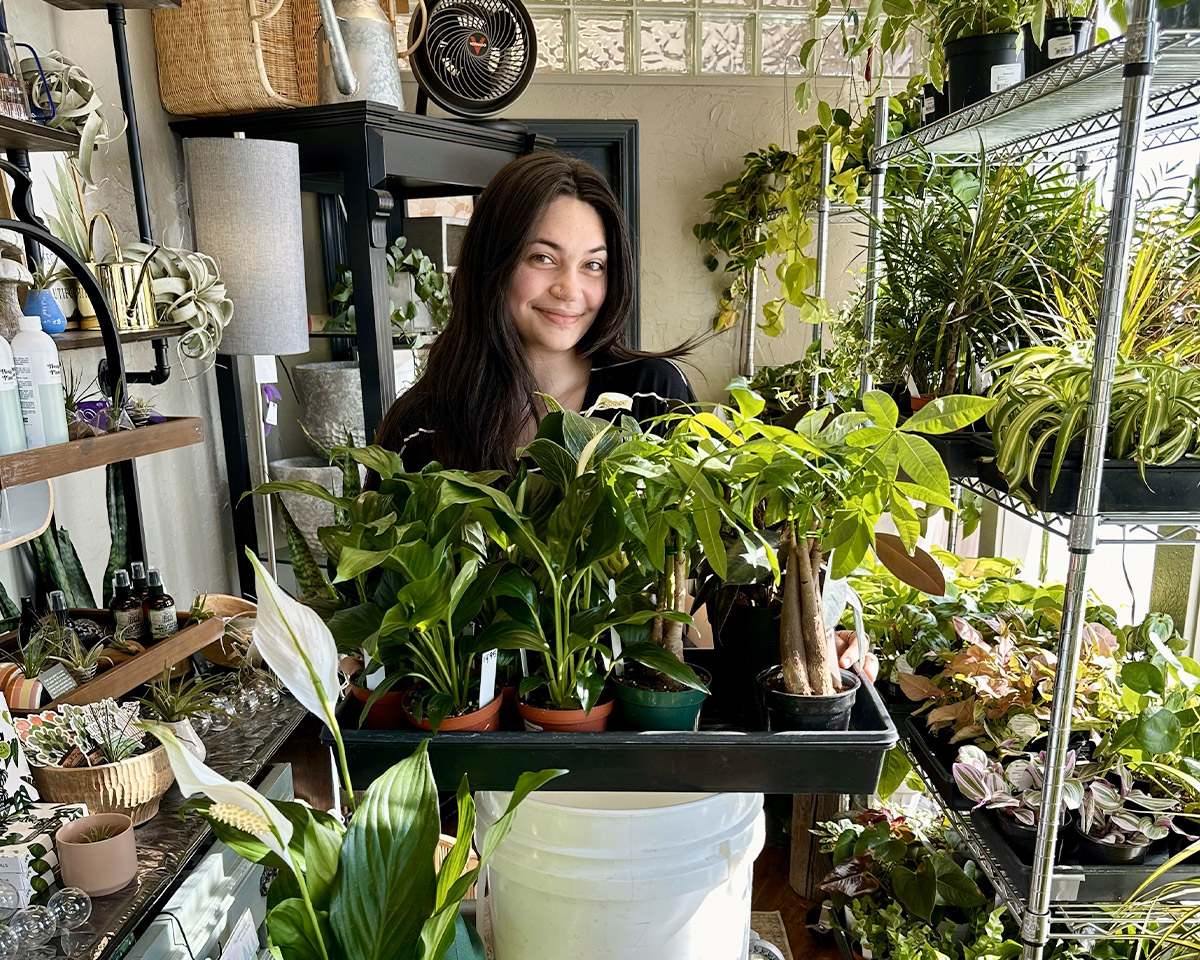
[0,336,26,455]
[12,316,68,449]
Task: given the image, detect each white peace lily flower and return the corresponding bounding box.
[146,722,294,866]
[248,552,340,730]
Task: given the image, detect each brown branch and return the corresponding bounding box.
[809,537,842,693]
[780,526,811,696]
[663,545,687,663]
[796,533,835,696]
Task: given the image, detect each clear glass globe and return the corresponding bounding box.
[10,905,56,946]
[48,887,92,930]
[0,923,19,959]
[189,710,212,738]
[232,686,259,719]
[253,676,281,708]
[0,881,19,923]
[207,696,235,732]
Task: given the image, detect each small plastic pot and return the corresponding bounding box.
[945,32,1023,112]
[400,687,503,733]
[349,683,408,730]
[992,810,1065,864]
[757,666,860,732]
[518,698,614,732]
[25,289,66,335]
[1022,18,1094,75]
[56,813,137,897]
[1073,824,1151,865]
[712,600,781,728]
[920,83,949,125]
[613,667,711,731]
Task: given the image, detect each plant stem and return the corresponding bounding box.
[780,524,811,696]
[292,858,331,960]
[795,531,835,696]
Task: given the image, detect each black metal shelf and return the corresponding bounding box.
[53,322,189,352]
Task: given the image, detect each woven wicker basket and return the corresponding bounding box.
[152,0,321,116]
[32,745,175,826]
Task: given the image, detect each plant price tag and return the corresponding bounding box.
[1047,35,1076,59]
[219,909,260,960]
[36,665,76,701]
[990,62,1021,93]
[478,649,497,708]
[608,578,623,673]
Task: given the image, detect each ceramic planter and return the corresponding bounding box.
[400,688,503,732]
[269,456,342,561]
[1073,824,1151,865]
[294,360,366,448]
[518,698,614,732]
[613,667,711,731]
[32,744,175,826]
[24,289,66,335]
[757,667,860,732]
[56,813,138,896]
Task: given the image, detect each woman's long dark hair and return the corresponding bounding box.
[376,151,698,472]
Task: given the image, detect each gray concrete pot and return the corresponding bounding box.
[270,456,342,561]
[294,360,365,448]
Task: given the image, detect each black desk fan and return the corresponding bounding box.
[406,0,537,120]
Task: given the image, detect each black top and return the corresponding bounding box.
[392,356,696,470]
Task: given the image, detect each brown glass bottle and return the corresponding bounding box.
[145,569,178,642]
[109,570,146,641]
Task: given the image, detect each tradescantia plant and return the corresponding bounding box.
[145,553,565,960]
[953,746,1085,826]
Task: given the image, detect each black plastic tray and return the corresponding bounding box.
[323,670,898,793]
[968,808,1196,903]
[926,431,989,479]
[902,717,970,808]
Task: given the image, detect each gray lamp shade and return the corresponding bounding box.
[185,137,310,357]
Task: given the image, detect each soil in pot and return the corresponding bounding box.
[757,666,860,732]
[945,33,1023,111]
[349,683,408,730]
[400,687,503,733]
[518,695,615,732]
[1073,824,1151,865]
[991,810,1066,864]
[613,664,711,731]
[1022,17,1093,75]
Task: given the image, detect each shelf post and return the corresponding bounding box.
[1020,3,1158,957]
[107,4,151,244]
[740,242,759,379]
[810,142,831,402]
[860,96,888,397]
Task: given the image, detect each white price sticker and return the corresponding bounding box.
[265,401,279,426]
[478,649,497,708]
[990,62,1022,92]
[1047,35,1076,60]
[921,95,934,118]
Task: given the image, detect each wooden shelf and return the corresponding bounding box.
[0,114,80,152]
[53,323,189,352]
[0,416,203,487]
[42,0,179,9]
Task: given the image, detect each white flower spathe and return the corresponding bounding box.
[146,722,294,866]
[248,552,340,730]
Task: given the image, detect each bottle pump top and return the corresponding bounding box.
[48,590,66,614]
[130,561,148,591]
[112,569,132,599]
[147,568,164,599]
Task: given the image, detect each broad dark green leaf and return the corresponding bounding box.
[1135,705,1182,755]
[266,900,332,960]
[892,863,936,922]
[1122,661,1165,697]
[931,855,985,907]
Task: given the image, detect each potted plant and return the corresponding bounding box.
[1023,0,1096,75]
[954,747,1083,862]
[136,665,224,760]
[23,267,68,335]
[55,813,137,897]
[142,551,564,960]
[714,386,990,731]
[22,699,174,825]
[50,631,103,684]
[1076,763,1182,865]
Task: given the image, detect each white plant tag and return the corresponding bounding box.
[365,664,385,691]
[608,578,623,672]
[478,649,497,708]
[253,355,278,384]
[907,372,920,396]
[922,95,935,118]
[519,649,529,676]
[265,401,279,426]
[990,62,1021,92]
[219,909,259,960]
[1047,35,1076,59]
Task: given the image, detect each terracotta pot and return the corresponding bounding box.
[909,393,936,411]
[349,683,408,730]
[56,813,138,896]
[518,698,614,732]
[33,744,175,826]
[400,688,503,732]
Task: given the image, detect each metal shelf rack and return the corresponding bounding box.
[853,3,1200,957]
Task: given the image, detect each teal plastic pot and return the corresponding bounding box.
[613,667,711,731]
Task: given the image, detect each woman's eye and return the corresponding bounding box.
[586,261,606,272]
[530,253,553,264]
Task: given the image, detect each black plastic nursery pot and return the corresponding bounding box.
[1073,825,1151,865]
[991,809,1066,864]
[613,667,711,731]
[757,666,861,732]
[920,82,949,125]
[945,33,1023,112]
[713,601,782,728]
[1022,18,1094,75]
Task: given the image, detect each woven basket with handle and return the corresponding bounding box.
[152,0,321,116]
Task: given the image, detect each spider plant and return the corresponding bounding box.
[137,665,225,723]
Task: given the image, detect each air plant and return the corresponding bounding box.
[50,631,104,683]
[137,665,224,724]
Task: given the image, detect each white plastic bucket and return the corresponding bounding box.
[475,791,765,960]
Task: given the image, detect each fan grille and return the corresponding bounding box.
[423,0,529,103]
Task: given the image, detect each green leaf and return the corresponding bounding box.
[862,390,898,429]
[303,814,342,910]
[818,100,833,130]
[892,863,936,923]
[441,915,486,960]
[931,855,985,908]
[876,745,912,801]
[694,504,726,580]
[900,396,995,435]
[473,619,550,655]
[267,900,332,960]
[329,603,386,647]
[1122,661,1165,697]
[621,640,710,692]
[893,434,951,499]
[1135,706,1182,755]
[335,546,394,583]
[330,740,440,960]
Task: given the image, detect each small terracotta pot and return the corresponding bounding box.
[56,813,138,896]
[349,684,408,730]
[400,688,503,732]
[909,393,936,411]
[518,698,614,732]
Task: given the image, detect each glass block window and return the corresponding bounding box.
[516,0,912,76]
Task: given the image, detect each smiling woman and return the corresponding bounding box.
[374,151,701,475]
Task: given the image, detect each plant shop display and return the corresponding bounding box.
[144,552,565,960]
[1023,0,1097,75]
[136,664,222,759]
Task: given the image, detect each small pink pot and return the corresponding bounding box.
[56,813,138,896]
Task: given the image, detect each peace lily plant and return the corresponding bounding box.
[145,552,563,960]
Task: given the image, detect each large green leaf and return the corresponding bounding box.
[417,777,477,960]
[473,619,551,654]
[901,396,996,434]
[303,814,342,910]
[876,745,912,801]
[1135,705,1183,755]
[862,390,899,429]
[931,855,985,907]
[621,640,710,692]
[892,863,936,923]
[267,900,332,960]
[1122,661,1165,697]
[330,741,441,960]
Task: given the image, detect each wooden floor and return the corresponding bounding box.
[752,844,840,959]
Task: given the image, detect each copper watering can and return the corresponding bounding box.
[316,0,427,109]
[84,213,157,332]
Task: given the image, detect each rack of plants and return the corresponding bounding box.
[967,807,1196,903]
[901,716,970,807]
[975,454,1200,518]
[326,673,898,792]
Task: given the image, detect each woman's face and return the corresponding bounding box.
[507,196,608,360]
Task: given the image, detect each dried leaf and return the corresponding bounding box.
[875,533,946,596]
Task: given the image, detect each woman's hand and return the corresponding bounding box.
[834,630,878,683]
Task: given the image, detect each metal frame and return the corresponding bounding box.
[859,95,889,397]
[810,143,831,401]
